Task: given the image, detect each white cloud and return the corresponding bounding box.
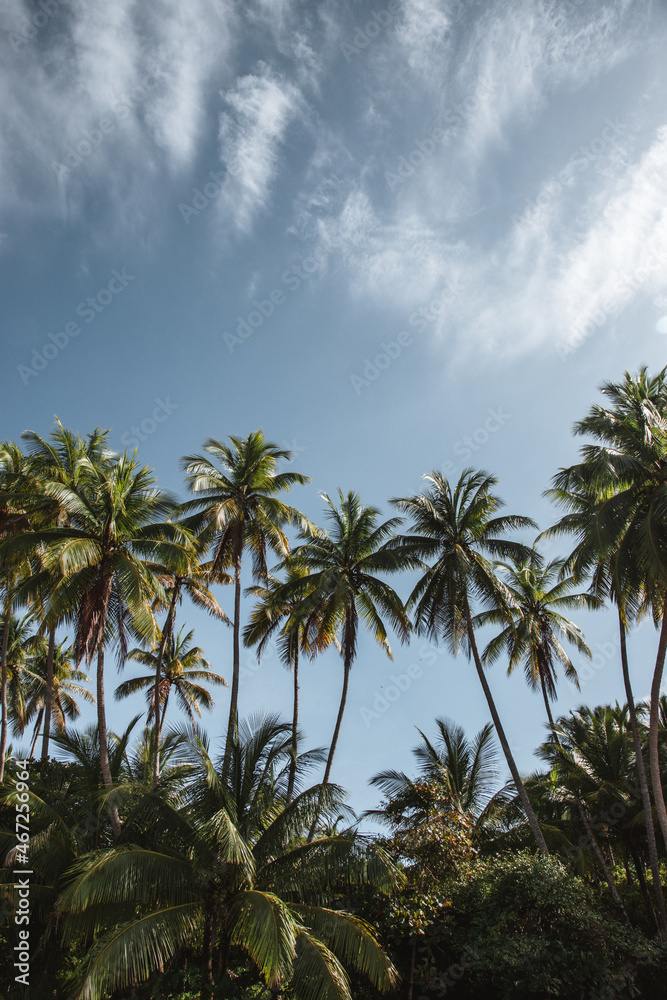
[0,0,236,229]
[217,66,303,235]
[456,126,667,361]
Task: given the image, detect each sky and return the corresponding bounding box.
[2,0,667,818]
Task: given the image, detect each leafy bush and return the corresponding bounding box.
[410,853,666,1000]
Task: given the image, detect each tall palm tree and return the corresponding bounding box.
[0,442,35,781]
[542,489,667,931]
[0,612,40,747]
[23,638,94,758]
[1,447,192,837]
[392,469,549,855]
[147,545,230,787]
[57,715,401,1000]
[545,367,667,882]
[116,625,227,732]
[476,551,598,729]
[539,707,647,883]
[18,421,112,766]
[477,551,630,922]
[244,563,314,803]
[181,430,310,774]
[275,490,414,840]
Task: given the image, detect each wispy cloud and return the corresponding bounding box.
[217,66,304,235]
[0,0,236,228]
[455,125,667,361]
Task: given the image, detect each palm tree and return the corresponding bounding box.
[18,421,112,766]
[0,612,40,748]
[0,442,35,782]
[147,547,230,787]
[275,490,414,840]
[1,446,192,837]
[538,707,649,911]
[181,430,310,774]
[244,563,314,803]
[116,625,227,732]
[544,367,667,921]
[369,718,500,832]
[57,715,401,1000]
[23,639,94,758]
[476,551,598,729]
[477,551,630,922]
[391,469,549,855]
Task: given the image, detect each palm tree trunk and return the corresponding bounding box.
[96,614,121,840]
[97,645,112,788]
[153,586,179,789]
[29,709,43,759]
[40,626,56,761]
[649,602,667,854]
[223,553,242,779]
[630,845,657,930]
[578,795,631,925]
[0,592,12,783]
[463,596,549,855]
[286,646,299,804]
[307,645,351,842]
[201,911,215,1000]
[407,939,417,1000]
[618,607,667,933]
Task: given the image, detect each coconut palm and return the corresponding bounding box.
[0,448,192,837]
[23,639,94,758]
[544,367,667,926]
[116,625,227,733]
[18,421,112,764]
[181,430,310,774]
[274,490,414,840]
[538,707,648,886]
[244,563,315,803]
[476,551,598,728]
[391,469,549,855]
[542,489,667,930]
[0,612,40,747]
[147,547,230,787]
[57,715,401,1000]
[0,442,35,781]
[476,551,630,920]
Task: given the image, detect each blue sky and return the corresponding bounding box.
[2,0,667,815]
